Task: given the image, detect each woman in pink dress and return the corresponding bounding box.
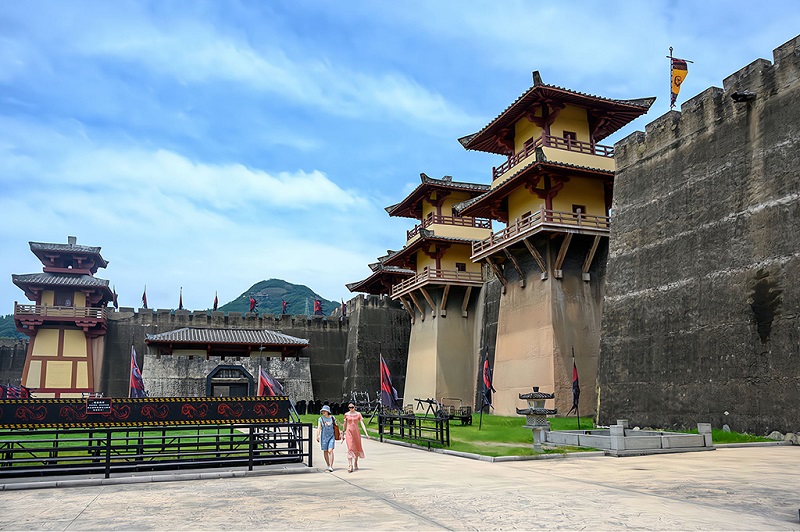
[343,402,369,472]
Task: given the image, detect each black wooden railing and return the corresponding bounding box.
[378,412,450,448]
[0,423,312,479]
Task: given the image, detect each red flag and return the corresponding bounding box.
[380,355,401,410]
[112,286,119,310]
[281,299,287,314]
[568,359,581,415]
[482,353,496,409]
[258,368,284,396]
[313,299,322,315]
[249,296,257,312]
[142,286,148,309]
[130,346,146,398]
[179,287,184,310]
[213,291,218,311]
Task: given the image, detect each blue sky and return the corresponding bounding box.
[2,1,799,313]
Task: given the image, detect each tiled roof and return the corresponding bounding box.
[29,241,109,268]
[382,233,477,267]
[12,273,110,288]
[146,328,309,347]
[385,173,491,218]
[460,73,655,155]
[346,265,414,294]
[456,159,611,218]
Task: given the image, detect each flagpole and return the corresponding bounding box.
[479,350,486,430]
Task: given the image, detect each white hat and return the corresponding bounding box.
[320,405,331,414]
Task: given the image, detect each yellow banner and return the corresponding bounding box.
[671,58,688,106]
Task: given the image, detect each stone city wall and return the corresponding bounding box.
[598,35,800,433]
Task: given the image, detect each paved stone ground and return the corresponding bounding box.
[0,441,798,530]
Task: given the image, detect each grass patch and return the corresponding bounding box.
[302,412,596,456]
[682,428,771,444]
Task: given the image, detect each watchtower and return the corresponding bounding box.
[12,236,113,397]
[457,72,654,415]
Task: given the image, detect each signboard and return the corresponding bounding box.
[86,397,113,414]
[0,396,291,429]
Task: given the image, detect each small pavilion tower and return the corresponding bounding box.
[456,72,654,415]
[350,173,493,407]
[12,237,113,398]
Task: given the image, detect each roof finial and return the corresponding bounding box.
[532,71,543,86]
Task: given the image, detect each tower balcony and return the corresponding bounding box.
[493,134,614,182]
[391,268,486,299]
[14,303,107,335]
[471,209,610,261]
[407,214,492,241]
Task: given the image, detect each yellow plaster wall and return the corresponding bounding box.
[541,147,615,171]
[514,114,542,152]
[440,191,471,215]
[32,329,59,356]
[439,245,482,274]
[74,292,87,306]
[431,224,492,241]
[415,251,436,272]
[42,291,54,306]
[24,360,42,388]
[45,361,73,388]
[76,361,89,388]
[552,105,590,141]
[507,188,545,222]
[552,177,607,215]
[63,329,87,357]
[402,315,438,406]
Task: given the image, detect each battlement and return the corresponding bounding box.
[616,34,800,169]
[107,307,347,331]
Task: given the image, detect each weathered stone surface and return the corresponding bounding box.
[598,35,800,434]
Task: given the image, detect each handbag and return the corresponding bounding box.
[333,420,341,440]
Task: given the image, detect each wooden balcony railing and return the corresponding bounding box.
[391,268,486,297]
[407,214,492,240]
[14,304,107,320]
[472,209,610,257]
[492,134,614,180]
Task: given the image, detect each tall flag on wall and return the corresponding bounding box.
[112,286,119,310]
[313,299,323,315]
[568,356,580,416]
[249,295,257,312]
[281,299,288,314]
[142,286,148,309]
[379,355,401,410]
[340,299,347,319]
[257,367,285,396]
[669,47,691,108]
[178,287,184,310]
[129,346,146,398]
[481,352,496,411]
[213,291,218,311]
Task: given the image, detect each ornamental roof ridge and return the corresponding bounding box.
[29,241,103,254]
[145,327,309,346]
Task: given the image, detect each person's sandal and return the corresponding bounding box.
[347,465,353,473]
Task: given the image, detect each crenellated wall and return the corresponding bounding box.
[342,294,410,401]
[0,338,27,387]
[599,35,800,433]
[98,294,412,402]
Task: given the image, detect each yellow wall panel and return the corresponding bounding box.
[76,361,89,388]
[553,177,607,215]
[32,329,59,357]
[42,291,54,306]
[63,329,87,357]
[45,361,74,388]
[24,360,42,388]
[74,292,87,306]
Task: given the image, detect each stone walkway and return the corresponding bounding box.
[0,440,797,530]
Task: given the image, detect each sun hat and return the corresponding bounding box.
[320,405,331,414]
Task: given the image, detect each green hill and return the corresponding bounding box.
[217,279,339,316]
[0,315,26,339]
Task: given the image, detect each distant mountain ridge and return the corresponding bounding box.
[217,279,339,316]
